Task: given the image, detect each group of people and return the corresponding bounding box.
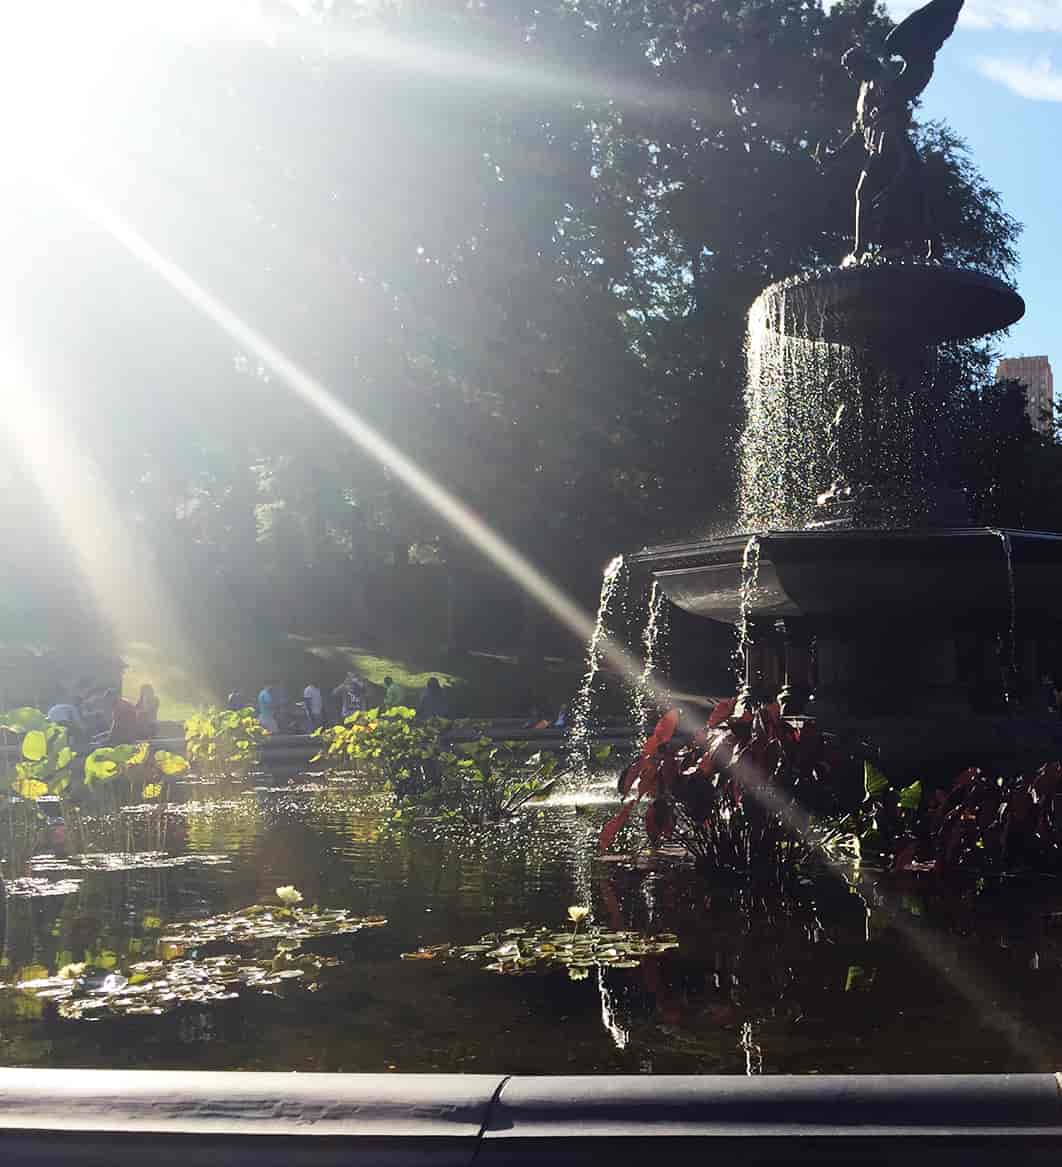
[233,672,450,734]
[46,683,160,748]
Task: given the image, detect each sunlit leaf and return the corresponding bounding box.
[142,783,162,800]
[0,707,49,733]
[864,761,890,798]
[155,751,189,776]
[21,730,47,762]
[898,780,923,810]
[84,749,119,786]
[13,776,48,800]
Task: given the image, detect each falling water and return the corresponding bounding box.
[739,1018,764,1076]
[739,272,940,531]
[628,580,668,744]
[990,528,1018,705]
[734,534,763,695]
[568,555,627,773]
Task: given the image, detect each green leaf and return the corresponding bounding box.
[21,730,47,762]
[898,780,923,810]
[109,743,146,767]
[864,761,890,798]
[55,746,75,771]
[0,707,49,733]
[592,743,614,762]
[844,964,875,992]
[13,776,48,800]
[142,783,162,800]
[155,751,189,777]
[84,749,120,786]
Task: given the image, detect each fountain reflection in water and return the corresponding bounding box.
[568,554,627,772]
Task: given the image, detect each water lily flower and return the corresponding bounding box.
[568,966,590,981]
[275,885,304,906]
[567,905,589,924]
[58,962,86,980]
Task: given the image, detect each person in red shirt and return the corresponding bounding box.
[105,690,139,745]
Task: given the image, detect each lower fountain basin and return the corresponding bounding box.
[631,528,1062,629]
[633,528,1062,730]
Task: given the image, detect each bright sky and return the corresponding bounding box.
[884,0,1062,378]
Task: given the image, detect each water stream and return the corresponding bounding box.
[990,527,1019,706]
[567,555,627,771]
[628,580,668,745]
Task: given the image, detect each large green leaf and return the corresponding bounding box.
[864,761,890,798]
[898,780,923,810]
[0,707,49,733]
[13,776,48,800]
[155,751,189,777]
[21,730,47,762]
[84,749,120,786]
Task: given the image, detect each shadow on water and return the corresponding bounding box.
[3,777,1062,1074]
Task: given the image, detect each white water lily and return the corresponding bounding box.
[275,885,304,906]
[567,905,589,924]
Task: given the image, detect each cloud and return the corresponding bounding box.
[885,0,1062,32]
[976,54,1062,100]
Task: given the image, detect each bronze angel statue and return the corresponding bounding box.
[821,0,964,265]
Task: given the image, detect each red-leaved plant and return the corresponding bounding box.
[879,762,1062,874]
[599,702,859,879]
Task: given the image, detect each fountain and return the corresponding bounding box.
[631,0,1062,775]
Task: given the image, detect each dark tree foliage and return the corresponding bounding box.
[0,0,1033,659]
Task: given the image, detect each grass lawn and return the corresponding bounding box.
[122,634,583,723]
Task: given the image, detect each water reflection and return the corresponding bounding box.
[3,780,1062,1073]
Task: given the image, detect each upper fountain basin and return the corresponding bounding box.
[755,264,1025,346]
[630,528,1062,628]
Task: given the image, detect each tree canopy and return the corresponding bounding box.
[0,0,1038,673]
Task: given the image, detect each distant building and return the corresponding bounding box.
[996,356,1054,435]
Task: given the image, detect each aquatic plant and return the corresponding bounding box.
[2,901,387,1021]
[854,760,1062,875]
[184,707,265,778]
[315,706,441,788]
[394,738,560,827]
[402,920,678,979]
[0,710,77,800]
[599,705,860,880]
[319,708,559,825]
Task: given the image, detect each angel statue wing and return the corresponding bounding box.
[884,0,964,101]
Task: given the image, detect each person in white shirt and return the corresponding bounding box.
[303,681,323,730]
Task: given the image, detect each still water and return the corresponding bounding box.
[2,776,1062,1074]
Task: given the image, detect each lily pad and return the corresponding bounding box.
[2,902,387,1022]
[29,852,231,874]
[4,877,82,898]
[433,920,681,977]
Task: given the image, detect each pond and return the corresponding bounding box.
[2,775,1062,1075]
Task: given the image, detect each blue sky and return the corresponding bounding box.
[883,0,1061,372]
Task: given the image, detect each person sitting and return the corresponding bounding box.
[416,676,448,720]
[106,690,139,745]
[135,683,160,738]
[47,694,87,748]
